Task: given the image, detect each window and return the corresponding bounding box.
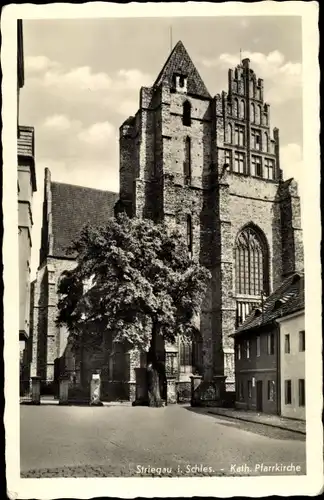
[264,132,269,152]
[251,129,261,150]
[256,336,261,356]
[182,100,191,126]
[235,225,269,296]
[227,123,232,143]
[234,98,239,117]
[184,136,191,185]
[186,215,193,255]
[285,334,290,354]
[246,339,250,358]
[237,343,241,360]
[299,330,305,352]
[180,339,192,372]
[179,75,185,88]
[238,380,244,400]
[235,124,245,146]
[248,380,252,398]
[267,380,275,401]
[234,152,246,174]
[251,155,262,177]
[239,100,245,118]
[264,158,275,180]
[256,105,261,124]
[165,352,177,377]
[224,149,232,169]
[267,333,275,355]
[285,380,292,405]
[250,102,255,122]
[299,379,305,406]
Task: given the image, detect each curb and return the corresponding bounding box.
[207,410,306,435]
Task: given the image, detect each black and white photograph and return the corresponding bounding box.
[2,2,321,498]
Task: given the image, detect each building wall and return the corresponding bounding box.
[234,327,279,414]
[278,311,305,420]
[18,162,34,338]
[119,58,304,396]
[30,257,77,388]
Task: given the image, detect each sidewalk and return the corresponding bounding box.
[207,407,306,435]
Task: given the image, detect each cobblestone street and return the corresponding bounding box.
[20,404,306,478]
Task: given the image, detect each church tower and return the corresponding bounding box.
[119,43,303,397]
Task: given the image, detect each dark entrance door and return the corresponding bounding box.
[256,380,263,412]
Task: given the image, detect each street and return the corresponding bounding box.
[20,404,306,477]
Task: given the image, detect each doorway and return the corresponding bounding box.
[256,380,263,412]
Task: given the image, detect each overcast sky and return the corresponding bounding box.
[19,16,303,278]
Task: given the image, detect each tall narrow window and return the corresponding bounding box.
[256,104,261,124]
[267,333,275,355]
[246,339,250,358]
[251,129,261,150]
[251,155,262,177]
[285,334,290,354]
[227,123,232,143]
[187,215,193,255]
[264,158,275,180]
[235,225,269,296]
[267,380,275,401]
[240,100,245,118]
[299,330,305,352]
[182,100,191,126]
[248,380,252,398]
[264,132,269,152]
[285,380,292,405]
[234,98,239,117]
[256,336,261,356]
[237,343,241,360]
[250,103,255,123]
[235,124,245,146]
[184,136,191,185]
[224,149,232,169]
[234,152,246,174]
[180,339,192,372]
[299,379,305,406]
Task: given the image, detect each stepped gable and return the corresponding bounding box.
[51,182,119,258]
[153,40,211,99]
[233,272,304,336]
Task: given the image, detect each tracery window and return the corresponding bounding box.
[235,226,269,296]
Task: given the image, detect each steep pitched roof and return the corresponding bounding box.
[233,272,305,337]
[51,182,119,258]
[154,40,211,99]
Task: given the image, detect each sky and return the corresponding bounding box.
[19,16,303,279]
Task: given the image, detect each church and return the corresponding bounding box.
[29,41,304,402]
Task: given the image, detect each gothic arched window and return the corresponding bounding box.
[235,225,269,296]
[250,103,255,123]
[257,104,262,124]
[182,100,191,126]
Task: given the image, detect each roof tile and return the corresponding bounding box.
[51,182,118,258]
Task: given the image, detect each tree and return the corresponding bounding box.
[57,213,211,407]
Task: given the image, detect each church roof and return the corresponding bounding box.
[153,40,211,99]
[51,182,119,258]
[232,272,305,337]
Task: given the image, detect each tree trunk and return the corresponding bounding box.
[147,322,164,407]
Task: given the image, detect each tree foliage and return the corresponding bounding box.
[57,213,211,353]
